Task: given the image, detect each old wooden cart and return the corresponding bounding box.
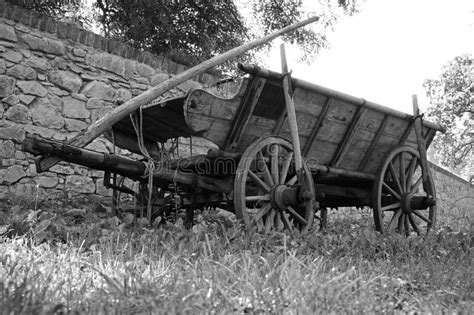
[23,61,445,236]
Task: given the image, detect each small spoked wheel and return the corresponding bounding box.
[373,146,437,236]
[234,136,316,233]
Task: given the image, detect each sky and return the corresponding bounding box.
[267,0,474,113]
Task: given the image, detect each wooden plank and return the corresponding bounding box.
[224,77,266,151]
[425,129,436,149]
[398,119,414,145]
[358,115,390,172]
[330,107,368,167]
[35,17,320,172]
[302,97,332,156]
[238,64,445,133]
[412,95,434,198]
[280,44,303,172]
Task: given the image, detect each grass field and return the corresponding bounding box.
[0,197,472,314]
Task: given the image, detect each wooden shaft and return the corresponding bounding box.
[35,16,320,172]
[24,136,232,193]
[412,94,434,197]
[280,44,303,171]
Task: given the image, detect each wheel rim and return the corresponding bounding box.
[373,146,436,236]
[234,136,315,233]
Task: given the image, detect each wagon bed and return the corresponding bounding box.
[111,63,444,179]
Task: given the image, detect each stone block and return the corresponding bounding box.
[25,55,51,71]
[3,94,19,106]
[0,24,17,42]
[3,50,22,63]
[50,164,74,175]
[1,165,26,184]
[7,64,36,80]
[5,103,29,123]
[0,139,15,158]
[16,80,47,97]
[65,175,95,194]
[86,97,104,109]
[136,62,155,77]
[81,80,115,101]
[22,34,65,55]
[0,59,5,74]
[30,97,64,129]
[62,96,89,119]
[0,75,15,97]
[0,124,25,142]
[35,176,59,188]
[64,118,88,132]
[48,70,82,93]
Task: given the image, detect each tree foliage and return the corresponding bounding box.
[423,54,473,177]
[7,0,359,67]
[6,0,92,28]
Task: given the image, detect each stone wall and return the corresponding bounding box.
[0,2,226,201]
[429,162,473,219]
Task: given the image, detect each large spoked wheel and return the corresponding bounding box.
[234,136,316,233]
[373,146,437,236]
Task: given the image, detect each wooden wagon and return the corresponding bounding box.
[23,57,445,236]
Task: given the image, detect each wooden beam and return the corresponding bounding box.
[412,95,434,198]
[280,44,303,172]
[358,115,390,172]
[224,77,266,151]
[302,97,332,156]
[310,164,375,181]
[330,107,368,167]
[425,129,436,149]
[398,119,414,145]
[35,16,320,172]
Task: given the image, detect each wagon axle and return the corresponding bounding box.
[269,185,313,211]
[401,193,436,214]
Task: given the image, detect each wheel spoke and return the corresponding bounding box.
[249,203,271,226]
[397,213,404,233]
[382,182,402,200]
[270,145,280,184]
[245,195,270,202]
[286,175,297,186]
[408,213,421,236]
[265,209,276,234]
[286,206,308,225]
[399,152,407,193]
[405,156,418,190]
[248,170,271,193]
[388,161,403,194]
[413,210,431,223]
[281,212,293,232]
[274,212,283,230]
[280,152,293,184]
[404,213,410,236]
[258,151,275,187]
[387,209,402,231]
[381,202,401,212]
[409,176,423,194]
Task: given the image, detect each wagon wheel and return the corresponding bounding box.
[234,136,316,233]
[373,146,436,236]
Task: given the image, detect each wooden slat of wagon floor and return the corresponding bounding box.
[358,115,390,172]
[331,107,368,167]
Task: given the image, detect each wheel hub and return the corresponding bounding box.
[270,184,299,211]
[401,193,436,214]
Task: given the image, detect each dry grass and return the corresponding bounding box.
[0,198,472,314]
